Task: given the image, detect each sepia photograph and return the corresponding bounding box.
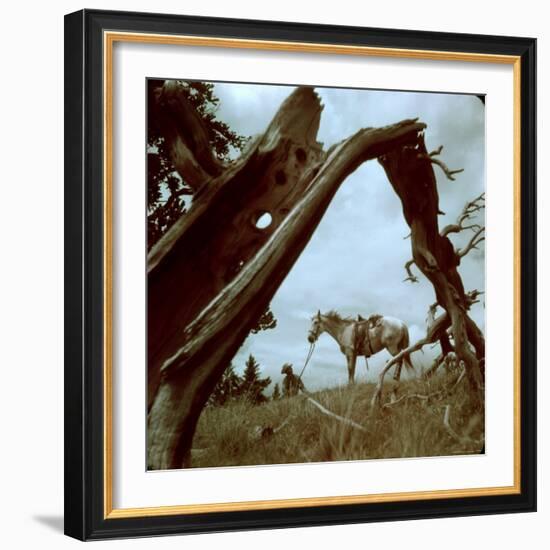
[146,79,486,471]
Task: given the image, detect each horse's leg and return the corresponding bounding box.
[386,342,403,381]
[346,352,357,384]
[393,359,403,381]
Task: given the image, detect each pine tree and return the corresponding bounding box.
[272,383,281,401]
[208,364,242,407]
[240,354,272,405]
[147,80,247,250]
[250,307,277,333]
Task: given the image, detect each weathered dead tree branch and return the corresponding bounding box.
[147,85,425,469]
[378,139,485,407]
[303,392,368,432]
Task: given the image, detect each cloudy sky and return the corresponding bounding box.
[209,82,485,390]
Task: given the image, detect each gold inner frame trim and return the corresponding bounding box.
[103,30,522,519]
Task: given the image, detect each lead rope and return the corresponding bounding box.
[291,339,368,433]
[297,341,315,382]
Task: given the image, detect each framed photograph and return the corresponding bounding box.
[64,9,536,541]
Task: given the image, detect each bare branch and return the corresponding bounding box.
[304,392,368,432]
[442,193,485,236]
[428,145,444,156]
[417,145,465,181]
[465,289,484,307]
[382,392,435,408]
[403,259,419,283]
[428,158,464,181]
[457,227,485,257]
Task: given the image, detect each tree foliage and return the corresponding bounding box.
[208,355,272,407]
[147,79,248,250]
[250,307,277,334]
[241,354,272,405]
[272,383,281,401]
[208,364,243,407]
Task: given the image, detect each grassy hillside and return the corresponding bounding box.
[191,371,484,468]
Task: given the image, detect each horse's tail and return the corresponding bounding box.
[401,326,414,371]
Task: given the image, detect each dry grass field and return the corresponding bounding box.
[191,371,484,469]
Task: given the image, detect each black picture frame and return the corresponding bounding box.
[64,8,536,541]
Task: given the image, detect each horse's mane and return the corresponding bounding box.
[323,310,384,326]
[323,310,354,323]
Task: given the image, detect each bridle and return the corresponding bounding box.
[308,312,323,343]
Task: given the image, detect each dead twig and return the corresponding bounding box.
[465,289,484,307]
[383,366,466,410]
[303,392,368,432]
[403,259,419,283]
[457,227,485,257]
[441,193,485,236]
[417,145,464,181]
[382,392,435,409]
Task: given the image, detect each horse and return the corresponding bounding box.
[307,310,414,384]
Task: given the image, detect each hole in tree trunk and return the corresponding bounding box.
[254,211,273,229]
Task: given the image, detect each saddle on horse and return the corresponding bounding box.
[353,314,382,357]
